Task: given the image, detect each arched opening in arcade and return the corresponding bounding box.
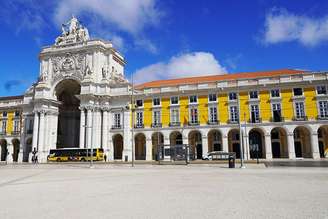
[188,130,202,159]
[55,79,81,148]
[112,134,123,160]
[208,129,222,152]
[12,139,20,162]
[228,129,241,158]
[135,133,146,160]
[170,131,183,146]
[248,128,265,159]
[0,139,8,161]
[318,126,328,158]
[270,127,288,158]
[293,126,312,158]
[152,132,164,160]
[23,137,32,162]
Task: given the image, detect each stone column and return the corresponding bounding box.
[222,136,229,152]
[51,112,59,149]
[38,111,46,162]
[146,137,153,161]
[6,142,13,163]
[102,109,109,159]
[93,109,101,148]
[123,110,132,161]
[79,108,85,148]
[202,135,208,157]
[243,134,249,160]
[287,133,295,159]
[32,111,39,151]
[264,134,272,159]
[86,108,93,149]
[311,133,320,159]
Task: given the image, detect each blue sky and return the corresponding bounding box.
[0,0,328,96]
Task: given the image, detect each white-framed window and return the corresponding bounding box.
[249,91,258,99]
[153,97,161,106]
[229,92,237,101]
[189,106,198,124]
[153,110,161,125]
[135,99,143,107]
[295,102,305,118]
[208,93,217,102]
[230,106,238,122]
[271,89,280,98]
[272,103,282,121]
[136,111,143,126]
[2,111,7,117]
[114,113,121,128]
[1,120,7,133]
[189,95,197,104]
[209,106,217,123]
[317,85,327,95]
[170,108,180,124]
[318,101,328,118]
[170,96,179,105]
[14,111,20,117]
[293,88,303,96]
[250,105,260,122]
[13,120,19,132]
[28,119,33,132]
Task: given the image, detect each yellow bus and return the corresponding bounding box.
[47,148,104,162]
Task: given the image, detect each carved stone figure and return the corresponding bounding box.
[55,16,90,46]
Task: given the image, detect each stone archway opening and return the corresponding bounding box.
[294,126,312,158]
[170,131,183,146]
[12,139,20,162]
[152,132,164,160]
[112,134,123,160]
[318,126,328,158]
[55,79,81,148]
[188,130,202,159]
[0,139,8,161]
[271,127,288,158]
[135,133,146,160]
[23,137,32,162]
[249,128,265,159]
[208,129,222,152]
[228,129,240,158]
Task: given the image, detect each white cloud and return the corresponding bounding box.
[134,52,227,84]
[54,0,161,35]
[263,8,328,46]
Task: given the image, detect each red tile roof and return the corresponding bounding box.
[135,69,307,89]
[0,95,24,101]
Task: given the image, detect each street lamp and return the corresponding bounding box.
[237,86,245,169]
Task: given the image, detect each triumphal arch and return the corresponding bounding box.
[22,16,133,162]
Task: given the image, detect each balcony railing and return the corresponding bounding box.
[292,116,308,121]
[249,117,262,124]
[11,131,20,136]
[111,124,122,130]
[0,131,6,136]
[134,124,144,129]
[270,117,285,122]
[207,120,219,125]
[228,119,239,124]
[188,121,200,126]
[151,123,162,128]
[317,115,328,120]
[169,122,181,127]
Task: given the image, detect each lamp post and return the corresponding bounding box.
[131,73,135,167]
[237,86,245,168]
